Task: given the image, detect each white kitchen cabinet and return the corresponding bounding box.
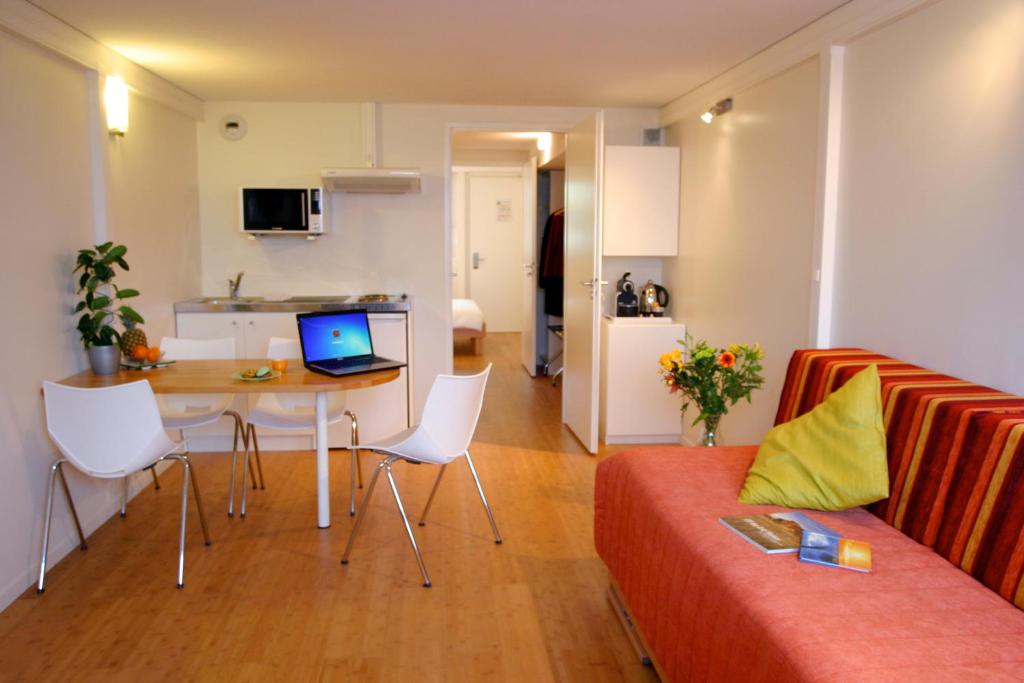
[599,317,685,444]
[174,311,410,451]
[602,146,680,257]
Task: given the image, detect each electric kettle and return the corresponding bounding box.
[639,280,670,317]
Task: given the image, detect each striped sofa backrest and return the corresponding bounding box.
[776,349,1024,609]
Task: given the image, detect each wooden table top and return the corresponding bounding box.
[55,359,400,394]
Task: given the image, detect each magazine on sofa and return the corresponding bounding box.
[719,512,838,554]
[798,530,872,572]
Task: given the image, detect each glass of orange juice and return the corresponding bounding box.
[270,358,288,372]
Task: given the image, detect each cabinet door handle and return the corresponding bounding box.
[231,321,238,326]
[248,321,254,326]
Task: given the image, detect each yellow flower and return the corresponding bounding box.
[753,342,764,359]
[728,343,741,356]
[671,349,683,361]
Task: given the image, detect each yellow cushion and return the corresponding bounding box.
[739,364,889,511]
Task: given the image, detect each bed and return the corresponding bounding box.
[452,298,486,355]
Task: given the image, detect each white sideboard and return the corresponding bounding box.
[175,311,410,451]
[599,317,686,444]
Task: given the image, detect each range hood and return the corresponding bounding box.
[321,167,421,194]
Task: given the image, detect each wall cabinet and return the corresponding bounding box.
[175,311,410,451]
[602,146,680,257]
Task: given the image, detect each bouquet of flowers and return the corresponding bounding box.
[659,335,765,445]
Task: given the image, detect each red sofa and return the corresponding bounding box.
[595,349,1024,681]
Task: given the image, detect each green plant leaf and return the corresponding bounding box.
[90,295,111,310]
[116,288,140,299]
[85,276,101,291]
[101,245,127,264]
[118,305,144,324]
[74,301,86,313]
[78,272,90,290]
[96,241,113,254]
[116,258,129,271]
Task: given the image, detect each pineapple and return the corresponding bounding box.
[119,317,148,355]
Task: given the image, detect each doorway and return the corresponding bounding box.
[448,129,566,378]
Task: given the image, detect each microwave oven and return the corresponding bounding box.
[239,187,325,235]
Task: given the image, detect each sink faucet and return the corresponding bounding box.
[228,272,244,300]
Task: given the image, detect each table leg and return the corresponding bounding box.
[316,391,330,528]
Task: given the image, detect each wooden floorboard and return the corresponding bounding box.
[0,333,657,682]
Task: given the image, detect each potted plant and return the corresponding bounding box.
[659,334,765,446]
[73,242,143,374]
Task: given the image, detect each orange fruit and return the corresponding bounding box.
[146,347,161,363]
[131,345,148,360]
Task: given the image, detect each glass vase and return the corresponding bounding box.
[701,416,721,447]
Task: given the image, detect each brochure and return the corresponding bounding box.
[798,530,872,573]
[719,512,838,554]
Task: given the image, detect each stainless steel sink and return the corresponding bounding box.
[192,296,265,304]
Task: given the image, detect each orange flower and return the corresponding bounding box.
[718,351,736,368]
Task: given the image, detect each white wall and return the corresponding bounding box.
[107,93,202,341]
[0,30,200,611]
[198,103,656,415]
[662,57,821,445]
[831,0,1024,393]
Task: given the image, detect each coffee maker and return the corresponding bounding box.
[615,272,639,317]
[639,280,670,317]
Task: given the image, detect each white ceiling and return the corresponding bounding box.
[32,0,849,106]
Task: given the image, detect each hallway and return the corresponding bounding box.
[0,333,653,682]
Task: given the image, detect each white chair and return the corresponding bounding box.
[341,365,499,587]
[39,380,211,590]
[242,337,361,517]
[157,336,261,517]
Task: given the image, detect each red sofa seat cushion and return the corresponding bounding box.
[594,447,1024,682]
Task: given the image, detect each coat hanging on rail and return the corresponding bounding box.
[538,208,564,317]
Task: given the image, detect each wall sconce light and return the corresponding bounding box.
[700,97,733,124]
[104,75,129,136]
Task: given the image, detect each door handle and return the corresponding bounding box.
[579,280,608,287]
[473,252,484,269]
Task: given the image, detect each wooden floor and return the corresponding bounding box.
[0,334,656,682]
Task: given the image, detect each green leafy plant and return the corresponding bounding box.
[659,334,765,432]
[73,242,143,347]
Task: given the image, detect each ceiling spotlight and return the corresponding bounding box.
[700,97,733,125]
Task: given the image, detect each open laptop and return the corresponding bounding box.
[296,309,406,377]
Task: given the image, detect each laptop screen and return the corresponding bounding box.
[297,311,373,363]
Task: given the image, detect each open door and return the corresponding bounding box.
[521,157,539,376]
[562,112,604,453]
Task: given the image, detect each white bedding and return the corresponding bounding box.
[452,298,485,331]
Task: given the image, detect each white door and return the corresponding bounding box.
[562,112,605,454]
[521,157,539,376]
[467,173,524,332]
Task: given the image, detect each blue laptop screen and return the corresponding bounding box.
[298,312,373,362]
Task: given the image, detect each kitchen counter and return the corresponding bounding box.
[174,295,411,313]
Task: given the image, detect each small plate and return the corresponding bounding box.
[232,370,281,382]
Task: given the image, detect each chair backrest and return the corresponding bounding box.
[160,336,236,361]
[268,337,302,360]
[417,365,491,459]
[42,380,175,478]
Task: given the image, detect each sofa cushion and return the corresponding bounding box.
[595,446,1024,682]
[775,349,1024,608]
[739,364,888,511]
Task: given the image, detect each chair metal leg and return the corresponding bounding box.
[384,461,432,587]
[150,467,161,490]
[227,413,241,517]
[241,424,253,518]
[56,463,87,551]
[38,460,86,593]
[248,425,261,490]
[345,410,361,516]
[418,464,447,527]
[120,475,128,517]
[159,454,193,588]
[341,457,388,565]
[464,450,502,544]
[184,455,212,546]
